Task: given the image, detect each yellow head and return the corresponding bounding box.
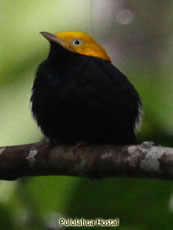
[41,31,111,62]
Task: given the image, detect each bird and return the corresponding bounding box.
[31,31,142,145]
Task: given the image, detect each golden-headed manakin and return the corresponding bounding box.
[31,31,142,144]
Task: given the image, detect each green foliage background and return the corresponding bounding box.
[0,0,173,229]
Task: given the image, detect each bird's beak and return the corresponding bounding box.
[40,32,69,48]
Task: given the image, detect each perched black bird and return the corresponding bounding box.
[31,31,142,145]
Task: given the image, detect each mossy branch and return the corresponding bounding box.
[0,141,173,180]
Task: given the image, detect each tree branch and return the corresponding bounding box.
[0,141,173,180]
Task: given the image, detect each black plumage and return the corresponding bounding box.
[31,41,142,145]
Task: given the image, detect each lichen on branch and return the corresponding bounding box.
[0,141,173,181]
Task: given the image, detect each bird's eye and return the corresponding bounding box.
[72,39,82,46]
